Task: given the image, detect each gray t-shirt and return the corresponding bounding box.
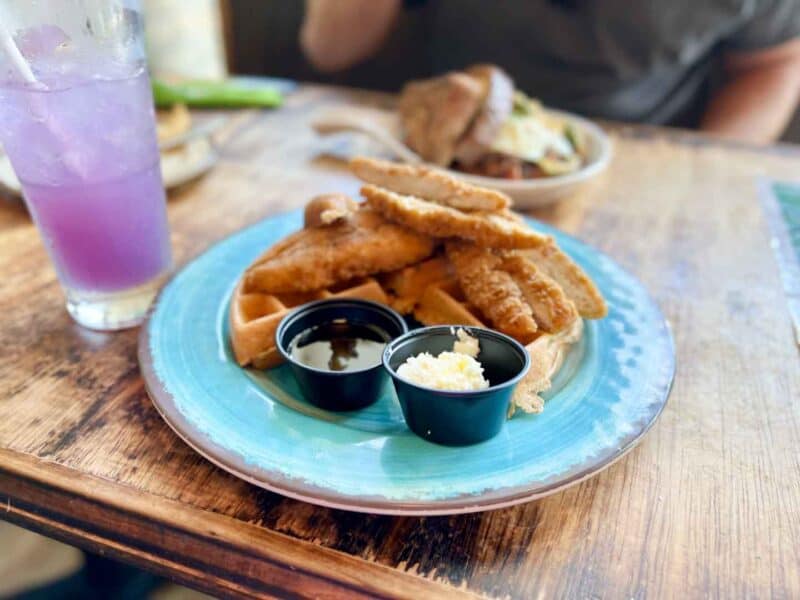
[419,0,800,124]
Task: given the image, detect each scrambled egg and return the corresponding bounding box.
[488,92,583,176]
[452,327,480,358]
[396,329,489,391]
[490,113,574,164]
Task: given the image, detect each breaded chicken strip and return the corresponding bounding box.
[361,185,550,249]
[446,242,538,343]
[520,242,607,318]
[350,156,510,211]
[244,209,435,294]
[500,253,578,333]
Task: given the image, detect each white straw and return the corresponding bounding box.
[0,13,85,178]
[0,19,41,86]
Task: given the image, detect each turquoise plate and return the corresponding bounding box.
[139,211,675,515]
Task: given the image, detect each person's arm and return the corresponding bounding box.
[300,0,402,73]
[701,37,800,143]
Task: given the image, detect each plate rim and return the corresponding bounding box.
[138,214,675,515]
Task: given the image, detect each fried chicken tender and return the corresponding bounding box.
[244,209,435,294]
[361,185,550,249]
[520,242,607,318]
[349,156,510,211]
[446,242,538,343]
[500,253,578,333]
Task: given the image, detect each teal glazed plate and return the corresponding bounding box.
[139,211,675,515]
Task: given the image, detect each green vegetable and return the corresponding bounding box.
[563,123,587,158]
[564,124,579,152]
[512,91,533,116]
[152,79,283,109]
[537,154,582,176]
[512,94,527,116]
[511,91,547,120]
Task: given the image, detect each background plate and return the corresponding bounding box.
[139,211,674,515]
[314,106,612,209]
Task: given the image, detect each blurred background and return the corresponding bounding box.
[144,0,800,141]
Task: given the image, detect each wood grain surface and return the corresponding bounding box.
[1,84,799,599]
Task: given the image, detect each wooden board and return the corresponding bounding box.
[1,84,799,598]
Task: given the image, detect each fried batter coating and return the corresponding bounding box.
[362,185,550,249]
[446,242,538,343]
[521,242,607,318]
[500,253,578,333]
[245,209,435,294]
[350,156,510,211]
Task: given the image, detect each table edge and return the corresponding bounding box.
[0,447,478,599]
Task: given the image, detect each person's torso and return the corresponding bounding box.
[424,0,760,123]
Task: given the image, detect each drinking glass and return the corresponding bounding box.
[0,0,172,330]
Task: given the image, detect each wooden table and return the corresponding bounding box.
[2,84,799,599]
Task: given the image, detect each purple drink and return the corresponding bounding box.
[0,6,172,330]
[23,162,170,293]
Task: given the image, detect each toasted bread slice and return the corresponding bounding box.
[398,72,484,166]
[453,64,514,166]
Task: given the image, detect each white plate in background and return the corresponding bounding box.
[313,106,613,209]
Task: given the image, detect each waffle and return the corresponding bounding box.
[380,257,486,327]
[230,254,490,368]
[229,277,389,369]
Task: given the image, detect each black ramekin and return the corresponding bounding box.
[383,326,530,446]
[276,298,407,411]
